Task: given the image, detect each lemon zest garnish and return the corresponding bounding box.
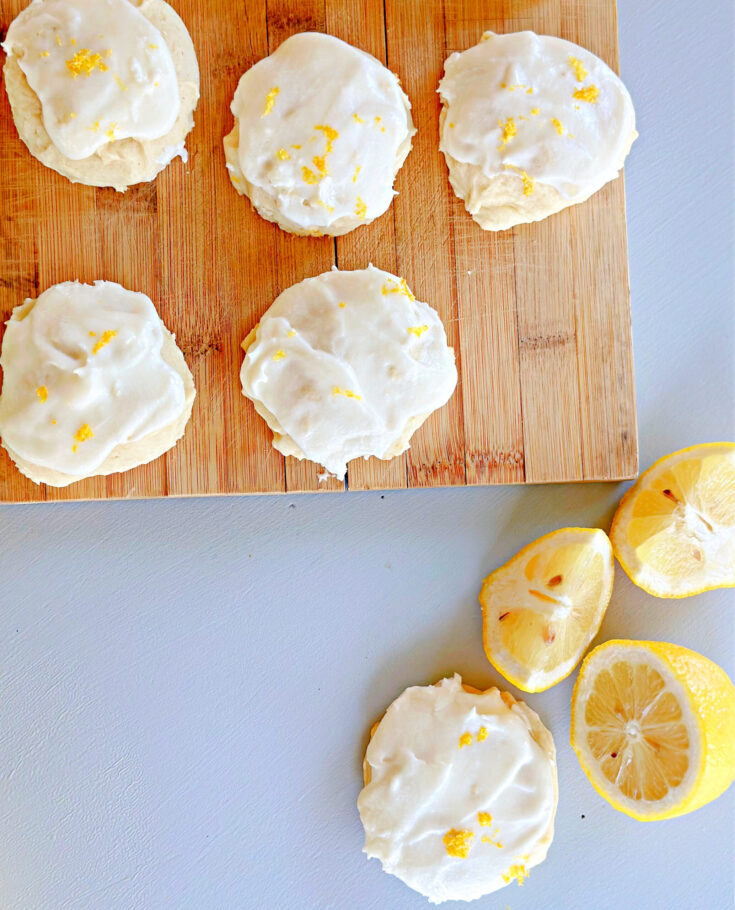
[497,117,516,149]
[51,419,57,425]
[569,55,588,82]
[105,48,112,57]
[92,329,117,354]
[55,34,62,46]
[40,51,50,57]
[459,731,472,748]
[277,148,290,161]
[573,84,599,103]
[313,155,328,177]
[69,112,77,119]
[314,124,338,153]
[504,163,535,196]
[36,386,48,403]
[408,324,429,338]
[382,278,415,300]
[70,37,76,46]
[482,835,503,847]
[272,350,286,361]
[443,829,474,859]
[502,864,529,886]
[449,122,455,128]
[478,812,493,826]
[287,330,296,337]
[526,86,533,94]
[332,387,362,400]
[352,164,361,183]
[115,74,127,91]
[72,423,93,452]
[374,116,381,125]
[551,117,564,135]
[355,196,367,219]
[476,726,488,742]
[316,199,335,213]
[66,48,108,77]
[353,113,365,124]
[89,331,97,337]
[338,302,346,309]
[291,144,302,150]
[149,43,158,49]
[262,85,280,117]
[531,107,540,115]
[302,166,318,185]
[105,124,117,140]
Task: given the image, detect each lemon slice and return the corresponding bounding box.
[571,640,735,820]
[610,443,735,597]
[479,528,614,692]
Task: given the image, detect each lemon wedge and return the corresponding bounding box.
[610,443,735,597]
[479,528,614,692]
[571,640,735,820]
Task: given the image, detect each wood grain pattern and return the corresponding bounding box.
[0,0,637,503]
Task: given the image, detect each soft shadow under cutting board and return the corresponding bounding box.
[0,0,637,502]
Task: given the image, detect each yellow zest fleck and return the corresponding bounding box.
[443,829,474,859]
[90,120,100,133]
[115,74,127,91]
[500,82,506,88]
[287,330,296,337]
[497,117,516,149]
[573,84,599,103]
[89,331,97,337]
[272,350,286,361]
[374,116,381,126]
[551,117,564,135]
[408,325,429,338]
[526,86,533,94]
[70,37,76,46]
[262,85,280,117]
[69,112,77,119]
[313,155,328,177]
[55,34,62,46]
[352,164,361,183]
[277,148,290,161]
[531,107,540,115]
[92,329,117,354]
[231,175,240,184]
[355,196,367,219]
[504,163,534,196]
[40,50,50,57]
[459,731,472,748]
[105,124,117,140]
[338,302,346,309]
[502,864,529,886]
[478,811,493,826]
[316,199,335,213]
[575,104,580,109]
[332,387,362,400]
[353,113,364,124]
[482,835,503,848]
[72,423,93,452]
[105,48,112,57]
[382,278,415,300]
[449,122,455,129]
[302,166,318,185]
[569,55,588,82]
[51,419,57,425]
[36,385,48,403]
[149,43,158,49]
[315,124,338,153]
[476,726,487,742]
[291,144,302,150]
[503,83,527,92]
[66,48,108,77]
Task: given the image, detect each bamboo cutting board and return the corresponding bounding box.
[0,0,637,502]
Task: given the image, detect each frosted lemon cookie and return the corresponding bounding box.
[0,281,195,486]
[3,0,199,191]
[240,266,457,478]
[224,32,415,236]
[358,675,558,904]
[438,31,637,230]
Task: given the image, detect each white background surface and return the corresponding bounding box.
[1,1,734,908]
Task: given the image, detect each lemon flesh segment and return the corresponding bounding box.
[479,528,614,692]
[571,640,735,821]
[611,443,735,597]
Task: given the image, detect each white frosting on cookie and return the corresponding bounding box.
[358,675,558,904]
[3,0,179,161]
[240,266,457,478]
[439,31,636,229]
[0,281,187,476]
[225,32,415,236]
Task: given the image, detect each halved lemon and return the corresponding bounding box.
[571,640,735,821]
[479,528,614,692]
[610,443,735,597]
